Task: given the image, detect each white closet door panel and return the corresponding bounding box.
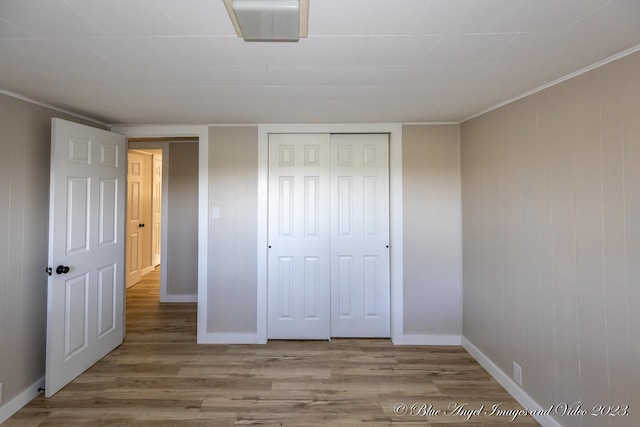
[267,134,331,339]
[267,133,390,339]
[330,134,390,337]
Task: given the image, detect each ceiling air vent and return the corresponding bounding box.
[224,0,309,42]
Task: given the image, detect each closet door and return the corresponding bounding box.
[330,134,390,337]
[267,134,331,339]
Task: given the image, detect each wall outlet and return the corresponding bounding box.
[212,206,220,219]
[513,362,523,386]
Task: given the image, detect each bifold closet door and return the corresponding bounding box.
[330,134,390,337]
[267,133,390,339]
[267,134,332,339]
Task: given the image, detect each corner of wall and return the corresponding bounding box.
[0,377,44,424]
[462,337,562,427]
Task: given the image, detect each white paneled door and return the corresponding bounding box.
[268,134,332,339]
[330,134,390,337]
[46,118,126,397]
[267,133,390,339]
[126,152,144,287]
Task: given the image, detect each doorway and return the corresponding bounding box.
[126,138,199,303]
[126,149,162,289]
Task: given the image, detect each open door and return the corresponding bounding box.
[46,118,126,397]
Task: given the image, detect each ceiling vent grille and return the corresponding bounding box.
[224,0,309,42]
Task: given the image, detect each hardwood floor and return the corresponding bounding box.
[6,269,539,426]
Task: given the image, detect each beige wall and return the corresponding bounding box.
[166,142,199,296]
[0,92,106,414]
[461,52,640,426]
[402,125,462,339]
[203,124,463,340]
[207,126,259,333]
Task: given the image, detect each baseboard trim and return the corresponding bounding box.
[399,334,462,345]
[0,376,44,424]
[141,266,155,276]
[197,333,260,344]
[160,294,197,303]
[462,337,562,427]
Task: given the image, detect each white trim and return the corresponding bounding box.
[389,125,404,344]
[257,123,403,344]
[462,337,562,427]
[110,125,207,138]
[0,377,44,424]
[111,122,260,128]
[141,266,155,276]
[462,43,640,123]
[457,124,464,339]
[161,294,198,303]
[197,129,209,343]
[159,144,170,302]
[256,129,269,344]
[0,88,107,127]
[109,125,210,343]
[197,333,260,344]
[402,121,459,125]
[400,334,461,346]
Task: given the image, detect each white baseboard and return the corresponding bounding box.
[141,266,155,276]
[398,334,462,345]
[160,294,197,303]
[197,333,260,344]
[462,337,563,427]
[0,377,44,424]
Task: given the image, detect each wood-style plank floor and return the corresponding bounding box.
[6,269,539,426]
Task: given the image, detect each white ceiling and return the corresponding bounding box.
[1,0,639,125]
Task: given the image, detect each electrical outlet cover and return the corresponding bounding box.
[513,362,523,386]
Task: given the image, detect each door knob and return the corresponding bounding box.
[56,265,70,274]
[138,223,145,228]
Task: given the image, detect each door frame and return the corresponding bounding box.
[257,124,404,344]
[111,125,208,340]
